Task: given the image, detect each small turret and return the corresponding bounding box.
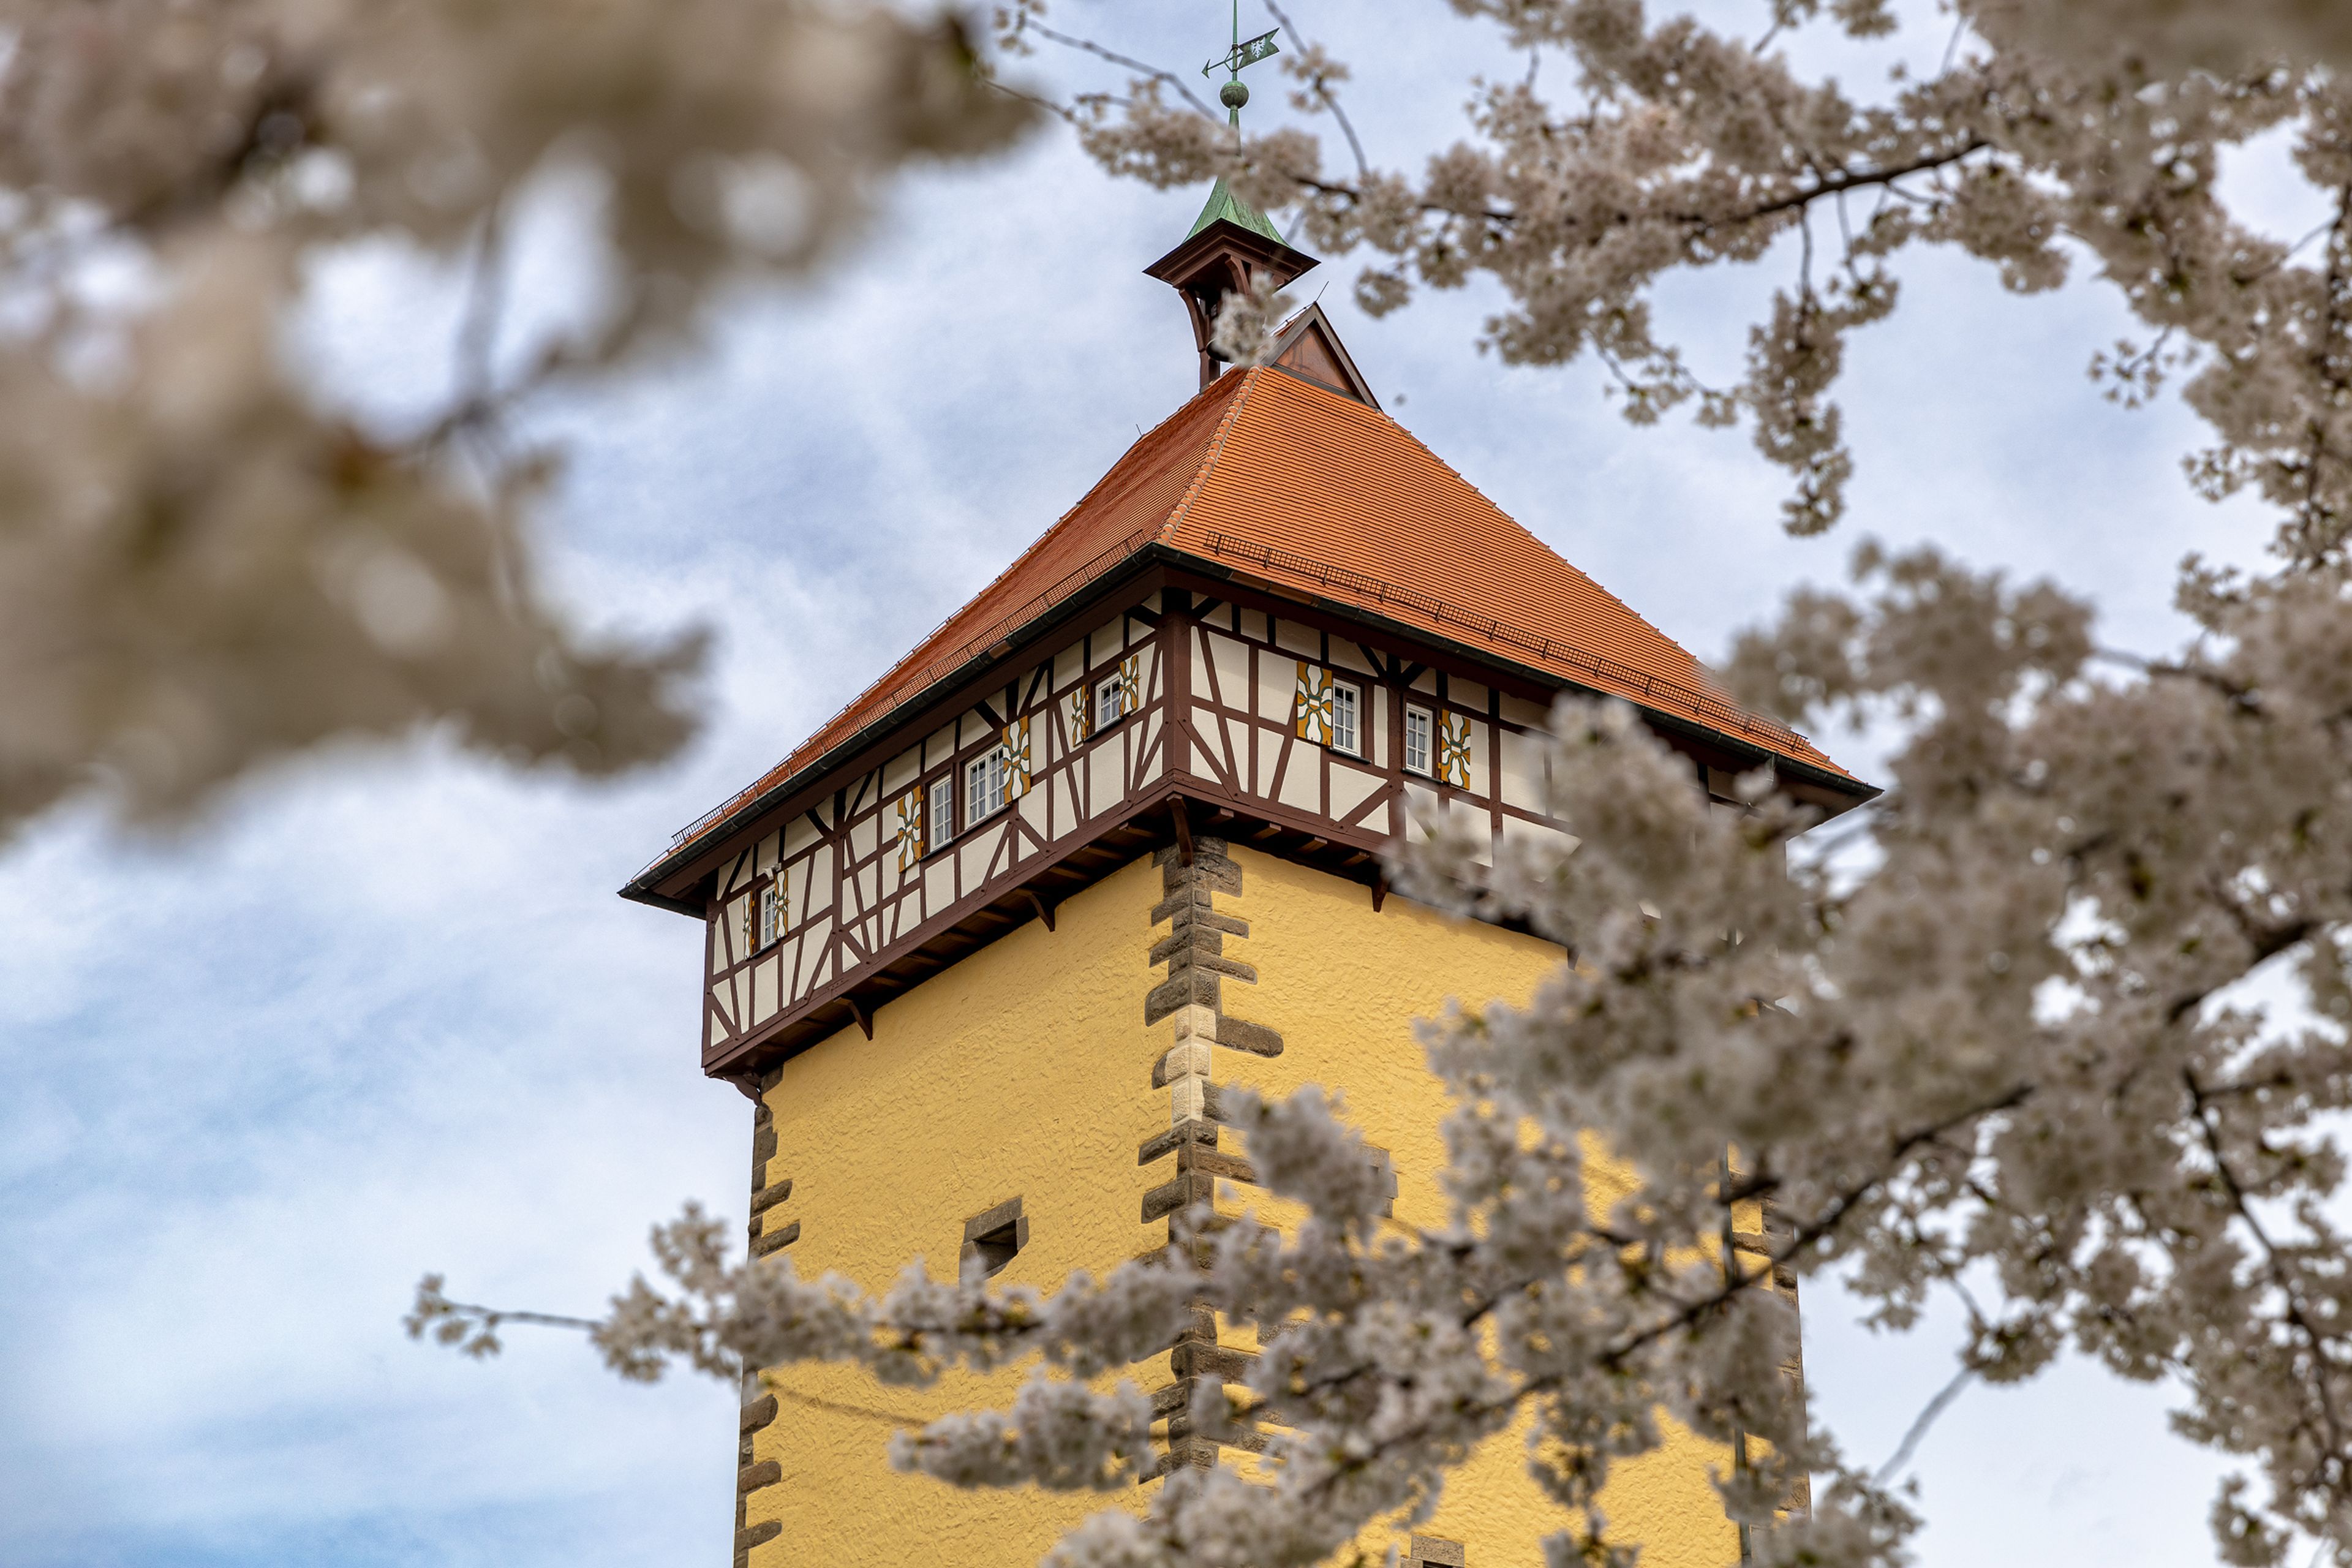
[1144,179,1320,389]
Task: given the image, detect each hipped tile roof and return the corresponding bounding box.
[661,366,1851,859]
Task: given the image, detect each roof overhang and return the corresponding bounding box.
[621,549,1879,919]
[1144,216,1319,292]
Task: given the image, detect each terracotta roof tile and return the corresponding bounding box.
[659,366,1850,859]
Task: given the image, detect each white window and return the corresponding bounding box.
[758,881,783,948]
[1330,680,1361,755]
[1094,678,1124,731]
[1403,705,1433,775]
[927,774,956,849]
[966,751,1008,823]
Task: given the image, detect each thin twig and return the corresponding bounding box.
[454,198,510,420]
[1020,19,1221,120]
[1873,1363,1973,1483]
[1264,0,1370,180]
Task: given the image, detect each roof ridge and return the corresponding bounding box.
[1154,367,1266,548]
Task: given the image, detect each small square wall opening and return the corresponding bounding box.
[961,1196,1028,1279]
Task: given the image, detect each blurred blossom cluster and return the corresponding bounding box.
[0,0,1031,831]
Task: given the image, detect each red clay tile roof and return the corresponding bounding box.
[660,366,1851,859]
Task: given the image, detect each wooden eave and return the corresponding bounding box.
[619,548,1184,916]
[1142,216,1317,290]
[1163,566,1878,814]
[624,558,1879,930]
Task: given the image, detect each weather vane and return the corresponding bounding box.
[1203,1,1278,128]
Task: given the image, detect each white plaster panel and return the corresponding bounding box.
[959,821,1005,886]
[1500,729,1547,815]
[1273,617,1319,658]
[883,747,919,796]
[1054,639,1084,692]
[1206,630,1249,712]
[1501,813,1555,854]
[1450,677,1490,712]
[1329,762,1384,821]
[709,982,734,1032]
[1468,720,1492,796]
[924,858,955,913]
[848,813,877,862]
[1370,687,1389,768]
[782,813,817,859]
[1257,653,1295,722]
[1141,590,1162,614]
[1090,744,1120,817]
[1501,693,1550,729]
[1446,794,1488,836]
[1240,606,1268,641]
[1186,704,1226,780]
[1278,749,1321,813]
[1332,638,1374,676]
[708,1010,725,1049]
[927,723,957,769]
[753,955,777,1022]
[808,843,835,913]
[1019,790,1048,838]
[1257,737,1284,799]
[721,895,745,967]
[1411,668,1438,695]
[960,710,991,748]
[1223,717,1254,794]
[1362,801,1390,835]
[1403,782,1439,841]
[1086,616,1124,663]
[777,935,802,1000]
[731,971,748,1029]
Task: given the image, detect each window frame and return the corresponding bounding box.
[924,772,957,854]
[1328,677,1363,756]
[757,878,783,948]
[965,749,1008,825]
[1403,703,1433,776]
[1093,675,1126,732]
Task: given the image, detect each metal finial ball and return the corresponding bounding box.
[1219,79,1250,110]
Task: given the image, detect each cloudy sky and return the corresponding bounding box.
[0,4,2312,1566]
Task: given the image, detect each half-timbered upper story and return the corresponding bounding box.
[622,197,1874,1095]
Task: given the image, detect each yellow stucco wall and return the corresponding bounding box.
[747,854,1165,1564]
[747,842,1742,1568]
[1204,848,1742,1568]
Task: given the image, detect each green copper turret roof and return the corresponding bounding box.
[1188,176,1286,244]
